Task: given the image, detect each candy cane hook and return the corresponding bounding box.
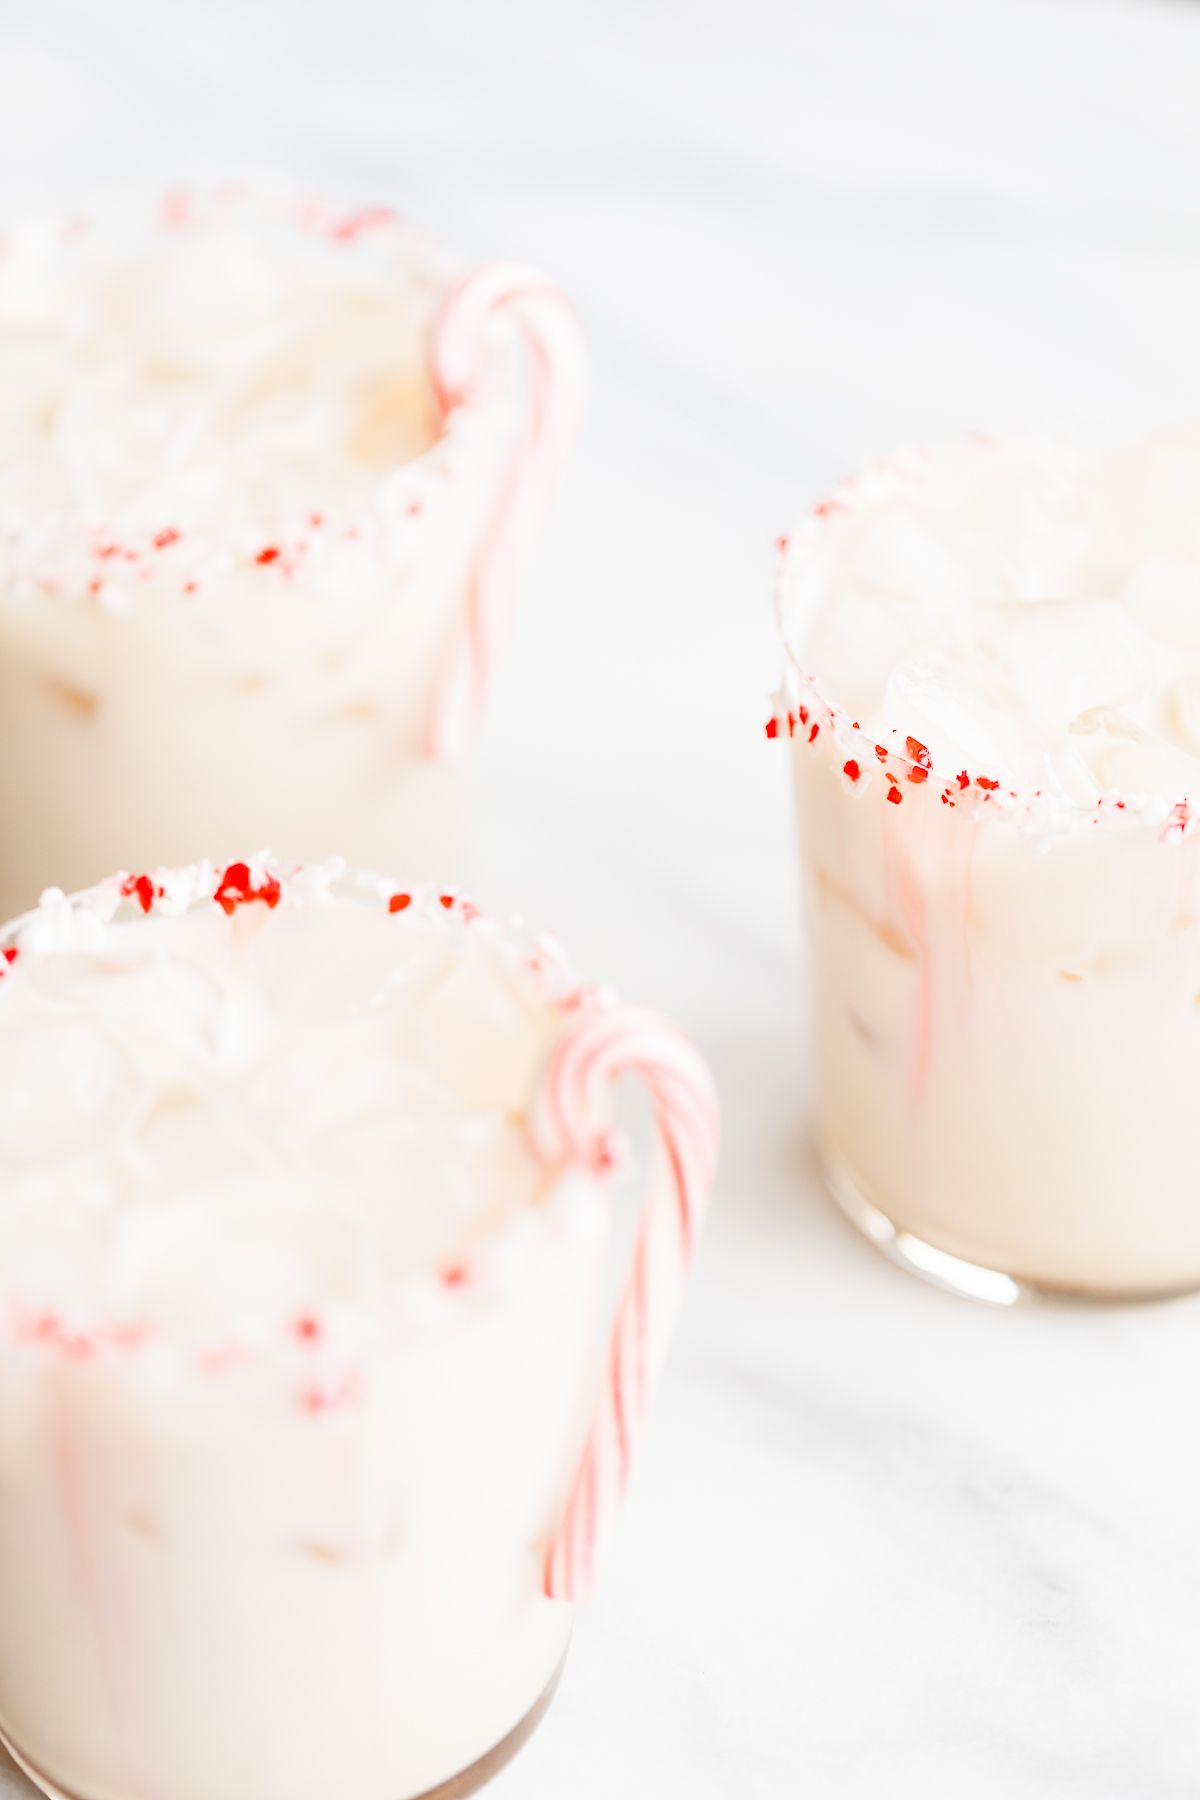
[533,1003,719,1603]
[426,261,585,759]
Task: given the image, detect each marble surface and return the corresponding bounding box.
[4,0,1200,1794]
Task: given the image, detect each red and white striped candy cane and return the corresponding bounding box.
[426,262,585,758]
[533,1003,719,1603]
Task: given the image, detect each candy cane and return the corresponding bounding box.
[426,262,585,759]
[533,1003,719,1603]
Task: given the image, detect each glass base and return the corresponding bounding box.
[822,1153,1032,1306]
[822,1151,1200,1305]
[0,1648,567,1800]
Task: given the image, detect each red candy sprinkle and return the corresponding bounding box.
[388,892,412,914]
[765,718,779,739]
[213,863,282,915]
[957,770,970,790]
[22,1312,94,1361]
[976,776,1000,791]
[2,947,16,965]
[153,527,180,550]
[439,894,455,910]
[329,205,394,244]
[886,785,903,806]
[440,1263,471,1288]
[292,1314,322,1345]
[843,759,861,783]
[875,744,888,763]
[905,735,932,783]
[254,546,280,566]
[120,874,158,914]
[808,722,820,743]
[302,1371,363,1417]
[159,187,192,230]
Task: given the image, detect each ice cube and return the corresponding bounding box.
[881,655,1032,786]
[28,949,229,1081]
[1121,561,1200,654]
[979,599,1156,727]
[1168,676,1200,758]
[0,1021,133,1166]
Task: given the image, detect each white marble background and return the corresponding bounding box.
[3,0,1200,1794]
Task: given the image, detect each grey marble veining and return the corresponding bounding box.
[3,1,1200,1795]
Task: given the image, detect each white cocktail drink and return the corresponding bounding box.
[0,190,583,917]
[776,438,1200,1298]
[0,858,707,1800]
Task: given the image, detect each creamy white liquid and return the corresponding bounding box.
[0,862,609,1800]
[778,437,1200,1295]
[0,191,529,914]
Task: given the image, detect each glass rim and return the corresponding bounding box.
[773,442,1200,840]
[0,185,529,597]
[0,856,611,1375]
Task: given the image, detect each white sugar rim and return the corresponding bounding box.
[0,856,614,1377]
[773,442,1200,840]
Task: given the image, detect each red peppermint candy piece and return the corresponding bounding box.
[213,863,282,916]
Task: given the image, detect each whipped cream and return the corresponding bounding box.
[0,861,593,1360]
[780,435,1200,811]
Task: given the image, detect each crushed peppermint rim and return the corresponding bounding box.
[0,856,617,1399]
[771,443,1200,839]
[0,185,526,615]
